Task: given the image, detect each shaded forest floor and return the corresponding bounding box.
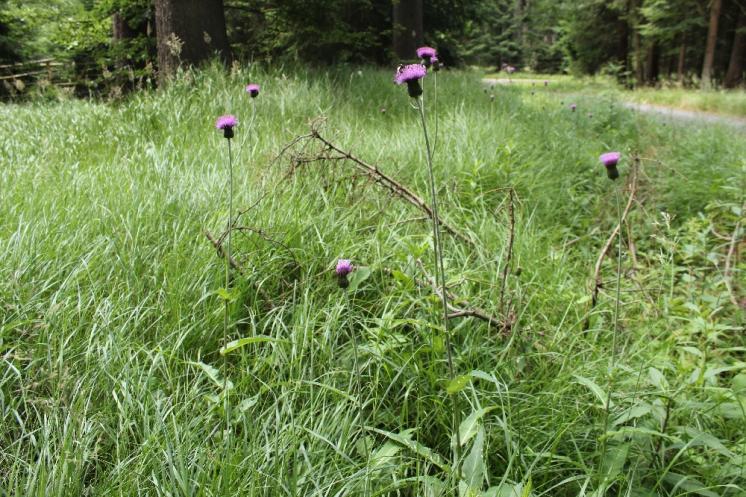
[1,66,744,496]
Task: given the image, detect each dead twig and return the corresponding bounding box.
[299,129,475,247]
[405,261,509,331]
[499,189,516,314]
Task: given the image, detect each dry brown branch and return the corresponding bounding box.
[299,129,475,247]
[499,189,516,314]
[404,261,509,331]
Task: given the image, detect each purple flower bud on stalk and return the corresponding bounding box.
[599,152,621,180]
[431,56,441,72]
[394,64,427,98]
[544,80,549,86]
[215,114,238,139]
[570,103,577,112]
[245,83,260,98]
[416,46,437,67]
[336,259,353,289]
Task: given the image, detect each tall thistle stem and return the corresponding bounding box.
[600,184,623,464]
[415,96,462,471]
[345,290,370,496]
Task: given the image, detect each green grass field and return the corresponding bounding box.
[1,65,744,496]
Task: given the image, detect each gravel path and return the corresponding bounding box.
[482,78,746,131]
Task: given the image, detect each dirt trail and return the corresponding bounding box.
[482,78,746,131]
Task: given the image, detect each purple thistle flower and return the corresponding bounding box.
[544,80,549,86]
[600,152,621,180]
[336,259,353,276]
[394,64,427,98]
[245,83,260,98]
[431,55,441,72]
[416,46,438,67]
[570,103,577,112]
[336,259,353,289]
[215,114,238,139]
[416,46,437,59]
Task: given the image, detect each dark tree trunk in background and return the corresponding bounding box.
[724,11,745,88]
[393,0,423,61]
[644,42,660,85]
[155,0,230,84]
[677,35,687,82]
[631,0,644,85]
[113,12,136,41]
[701,0,723,89]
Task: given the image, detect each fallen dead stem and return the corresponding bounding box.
[723,219,743,309]
[410,260,510,332]
[282,125,475,248]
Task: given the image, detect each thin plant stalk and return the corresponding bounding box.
[345,291,370,496]
[599,184,624,466]
[415,95,462,470]
[221,134,234,486]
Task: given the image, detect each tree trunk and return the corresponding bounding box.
[631,0,644,86]
[155,0,230,84]
[392,0,423,61]
[677,35,687,82]
[701,0,723,89]
[645,42,660,85]
[724,11,745,88]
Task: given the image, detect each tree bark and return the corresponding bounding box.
[724,11,745,88]
[677,35,687,82]
[701,0,723,89]
[392,0,423,61]
[630,0,644,86]
[154,0,230,85]
[645,42,660,85]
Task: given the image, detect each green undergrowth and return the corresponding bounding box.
[1,64,744,496]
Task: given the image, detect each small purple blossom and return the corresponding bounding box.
[416,46,437,59]
[570,103,577,112]
[600,152,621,180]
[544,80,549,86]
[431,56,441,71]
[395,64,427,98]
[336,259,353,276]
[245,83,260,98]
[600,152,621,167]
[215,114,238,139]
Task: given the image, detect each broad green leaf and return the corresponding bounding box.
[732,373,746,394]
[220,335,289,355]
[461,427,485,491]
[459,407,496,446]
[648,367,668,390]
[612,403,652,426]
[370,427,449,473]
[573,374,612,408]
[663,473,719,497]
[600,443,629,483]
[188,361,233,391]
[447,375,471,395]
[348,267,371,292]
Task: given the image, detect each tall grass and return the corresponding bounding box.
[1,64,744,496]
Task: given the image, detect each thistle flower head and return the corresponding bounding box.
[245,83,260,98]
[336,259,353,276]
[600,151,621,180]
[215,114,238,139]
[600,152,620,167]
[394,64,427,85]
[570,103,577,111]
[394,64,427,98]
[431,56,441,71]
[416,46,437,59]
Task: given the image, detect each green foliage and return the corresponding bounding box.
[0,65,743,495]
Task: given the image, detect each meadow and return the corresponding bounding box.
[1,65,744,496]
